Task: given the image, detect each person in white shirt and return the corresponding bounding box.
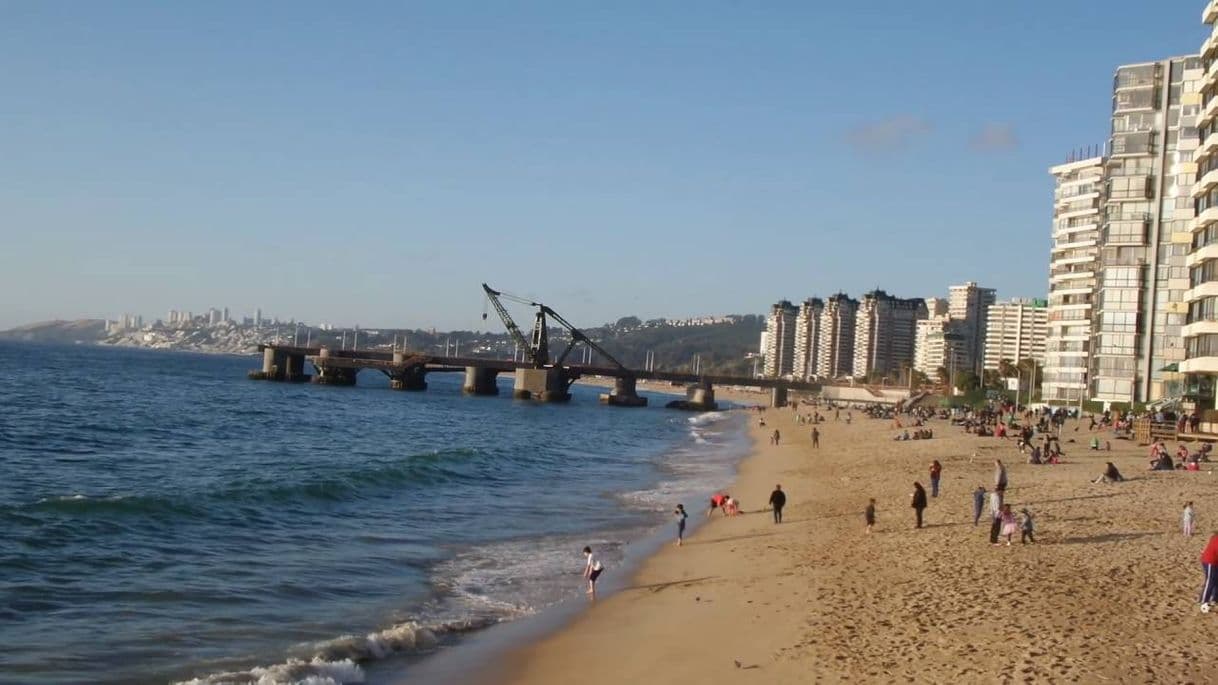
[583,546,604,600]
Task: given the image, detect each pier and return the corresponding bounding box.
[248,344,820,409]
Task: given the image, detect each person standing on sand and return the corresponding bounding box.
[1000,504,1017,546]
[929,460,943,498]
[674,504,688,546]
[811,427,820,449]
[768,484,787,524]
[1200,533,1218,611]
[1019,508,1035,544]
[994,459,1008,493]
[988,489,1005,545]
[865,498,876,533]
[911,482,928,529]
[972,485,987,526]
[1184,502,1196,538]
[582,546,604,601]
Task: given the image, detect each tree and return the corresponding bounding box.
[954,370,981,392]
[935,366,950,386]
[911,369,930,388]
[614,316,642,330]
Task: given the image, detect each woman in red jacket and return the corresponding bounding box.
[1200,533,1218,611]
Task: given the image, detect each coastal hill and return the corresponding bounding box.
[0,315,764,375]
[0,319,107,344]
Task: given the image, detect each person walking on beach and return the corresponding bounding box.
[972,485,987,526]
[929,460,943,498]
[582,546,604,601]
[988,489,1005,545]
[768,484,787,524]
[1201,533,1218,611]
[674,504,688,546]
[1019,508,1035,544]
[1184,502,1196,538]
[865,498,876,534]
[1000,504,1018,546]
[994,459,1008,493]
[911,482,928,529]
[811,427,820,449]
[771,429,781,446]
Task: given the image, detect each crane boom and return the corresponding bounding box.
[544,306,628,371]
[482,283,545,367]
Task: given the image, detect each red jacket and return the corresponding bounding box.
[1202,535,1218,565]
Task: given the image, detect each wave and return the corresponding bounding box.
[6,448,498,521]
[687,410,731,427]
[175,616,500,685]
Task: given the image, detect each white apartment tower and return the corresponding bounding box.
[763,300,798,378]
[1184,3,1218,412]
[1093,56,1201,404]
[792,298,825,380]
[853,290,928,379]
[1043,156,1105,404]
[913,316,970,380]
[983,299,1049,371]
[948,281,996,372]
[817,293,859,379]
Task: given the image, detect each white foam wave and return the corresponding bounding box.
[687,411,730,426]
[176,656,364,685]
[688,430,709,445]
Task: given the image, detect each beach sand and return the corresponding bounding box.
[496,405,1218,683]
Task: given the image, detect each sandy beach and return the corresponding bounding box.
[497,404,1218,683]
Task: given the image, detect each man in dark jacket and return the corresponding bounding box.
[768,484,787,524]
[911,482,928,529]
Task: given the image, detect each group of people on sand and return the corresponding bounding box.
[892,428,932,441]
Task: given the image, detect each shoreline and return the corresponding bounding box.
[491,405,1218,683]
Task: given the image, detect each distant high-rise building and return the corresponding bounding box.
[914,316,969,380]
[817,293,859,379]
[762,300,798,377]
[948,281,997,372]
[983,299,1049,371]
[792,298,824,380]
[1043,156,1104,405]
[255,308,263,327]
[924,297,949,318]
[853,290,928,379]
[222,307,230,323]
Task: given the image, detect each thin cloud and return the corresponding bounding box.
[970,123,1018,152]
[845,115,933,154]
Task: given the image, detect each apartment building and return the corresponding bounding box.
[1043,156,1105,404]
[853,290,928,379]
[983,299,1048,370]
[948,281,996,372]
[762,300,798,377]
[913,316,970,380]
[817,293,859,379]
[792,297,824,381]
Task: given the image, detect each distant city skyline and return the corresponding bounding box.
[0,2,1206,331]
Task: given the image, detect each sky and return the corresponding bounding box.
[0,1,1210,331]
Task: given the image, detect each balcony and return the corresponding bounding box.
[1199,205,1218,230]
[1207,0,1218,25]
[1188,243,1218,267]
[1202,94,1218,127]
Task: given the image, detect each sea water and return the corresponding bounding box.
[0,342,747,684]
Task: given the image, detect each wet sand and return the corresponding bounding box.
[497,405,1218,683]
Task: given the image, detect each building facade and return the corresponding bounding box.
[983,299,1049,370]
[1043,156,1105,404]
[1093,56,1200,404]
[853,290,928,379]
[817,293,859,379]
[763,300,798,378]
[792,297,825,380]
[1185,3,1218,411]
[948,281,996,373]
[913,316,969,381]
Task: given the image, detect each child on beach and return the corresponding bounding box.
[707,492,728,517]
[865,498,876,533]
[674,504,688,546]
[1019,508,1035,544]
[582,546,604,600]
[1184,502,1196,538]
[1000,504,1018,546]
[972,485,986,526]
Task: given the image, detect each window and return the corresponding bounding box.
[1104,267,1141,287]
[1100,312,1138,333]
[1186,333,1218,358]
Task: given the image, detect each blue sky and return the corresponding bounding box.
[0,1,1208,330]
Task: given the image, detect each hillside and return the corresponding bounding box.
[0,319,107,344]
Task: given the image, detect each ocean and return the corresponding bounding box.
[0,342,747,684]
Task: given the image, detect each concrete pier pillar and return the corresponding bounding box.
[770,386,788,408]
[284,353,308,382]
[463,367,500,395]
[263,347,277,375]
[390,367,428,391]
[600,375,648,407]
[513,367,572,402]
